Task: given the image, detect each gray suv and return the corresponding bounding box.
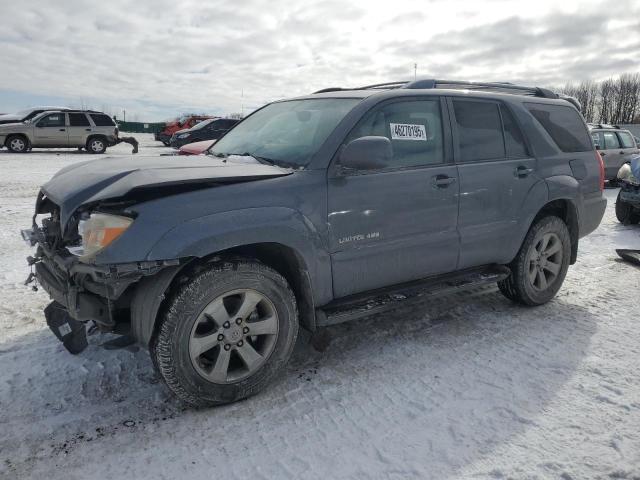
[589,124,640,180]
[22,79,606,407]
[0,110,118,154]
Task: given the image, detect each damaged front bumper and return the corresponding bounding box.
[24,221,182,346]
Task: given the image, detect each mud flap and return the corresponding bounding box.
[44,302,88,354]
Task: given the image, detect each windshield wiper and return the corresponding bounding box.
[226,152,280,167]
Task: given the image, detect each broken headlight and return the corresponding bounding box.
[68,213,133,261]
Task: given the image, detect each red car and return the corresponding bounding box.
[155,115,215,146]
[178,139,216,155]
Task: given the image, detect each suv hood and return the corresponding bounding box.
[40,155,293,228]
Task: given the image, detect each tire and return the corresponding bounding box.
[498,216,571,306]
[152,259,299,407]
[615,191,640,224]
[86,137,107,154]
[6,135,29,153]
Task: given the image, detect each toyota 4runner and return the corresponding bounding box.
[1,110,118,154]
[22,79,607,406]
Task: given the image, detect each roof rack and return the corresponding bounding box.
[587,123,619,130]
[313,78,580,108]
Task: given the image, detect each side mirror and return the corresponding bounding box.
[339,136,392,171]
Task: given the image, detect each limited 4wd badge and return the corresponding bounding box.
[390,123,427,141]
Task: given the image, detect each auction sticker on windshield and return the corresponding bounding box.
[390,123,427,141]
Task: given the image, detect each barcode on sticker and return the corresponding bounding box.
[390,123,427,141]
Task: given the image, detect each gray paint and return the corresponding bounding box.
[35,87,607,316]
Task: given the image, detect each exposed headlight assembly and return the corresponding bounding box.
[68,213,133,261]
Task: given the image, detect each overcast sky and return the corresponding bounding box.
[1,0,639,121]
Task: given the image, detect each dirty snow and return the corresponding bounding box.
[0,134,639,479]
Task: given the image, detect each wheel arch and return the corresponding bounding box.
[131,241,318,349]
[529,198,579,265]
[5,133,30,150]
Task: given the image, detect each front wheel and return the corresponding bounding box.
[6,135,29,153]
[152,259,299,407]
[498,216,571,306]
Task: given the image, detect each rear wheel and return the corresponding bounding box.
[86,137,107,154]
[6,135,29,153]
[615,190,640,224]
[152,259,299,407]
[498,216,571,306]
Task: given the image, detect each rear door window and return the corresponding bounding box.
[525,103,592,152]
[603,131,621,149]
[90,114,115,126]
[452,99,505,161]
[617,131,635,148]
[500,106,528,157]
[69,113,90,127]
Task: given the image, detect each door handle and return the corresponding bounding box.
[432,174,456,187]
[515,166,534,178]
[85,129,92,132]
[59,129,66,132]
[620,151,625,155]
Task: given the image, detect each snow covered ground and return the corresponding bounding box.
[0,134,639,479]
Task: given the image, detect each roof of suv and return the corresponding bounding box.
[296,79,580,109]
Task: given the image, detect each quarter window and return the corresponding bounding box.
[37,113,65,128]
[525,103,592,152]
[344,100,445,168]
[90,114,115,126]
[617,131,635,148]
[453,100,505,161]
[69,113,90,127]
[603,132,621,149]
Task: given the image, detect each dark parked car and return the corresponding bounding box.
[170,118,239,148]
[23,79,606,407]
[615,155,640,224]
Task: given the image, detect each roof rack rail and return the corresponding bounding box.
[313,78,581,108]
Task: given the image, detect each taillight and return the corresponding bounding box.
[596,150,605,191]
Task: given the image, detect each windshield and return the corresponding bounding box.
[192,118,215,130]
[209,98,361,168]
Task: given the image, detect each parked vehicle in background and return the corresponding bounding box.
[170,118,239,148]
[589,124,640,181]
[0,110,118,153]
[178,139,216,155]
[154,115,215,146]
[23,79,606,407]
[0,106,71,126]
[615,155,640,224]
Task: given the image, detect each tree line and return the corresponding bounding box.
[556,73,640,124]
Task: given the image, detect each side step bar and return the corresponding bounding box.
[316,265,511,327]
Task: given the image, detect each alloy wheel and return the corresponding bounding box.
[527,232,563,291]
[189,289,279,384]
[10,138,25,152]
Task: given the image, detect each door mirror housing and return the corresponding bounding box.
[339,136,392,171]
